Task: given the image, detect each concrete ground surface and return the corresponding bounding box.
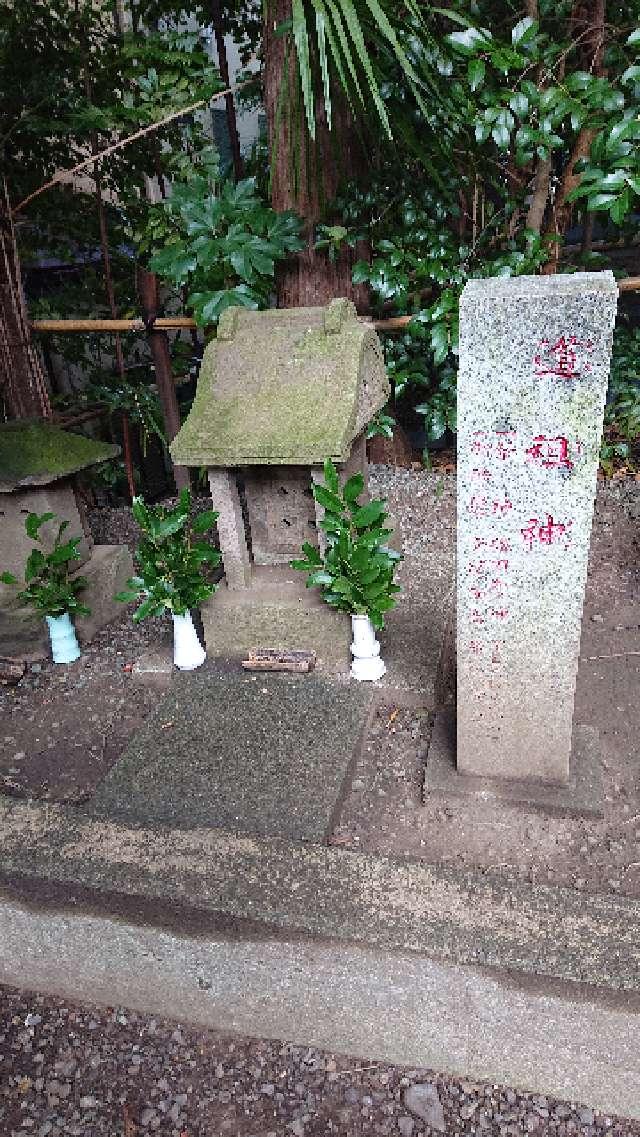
[1,983,639,1137]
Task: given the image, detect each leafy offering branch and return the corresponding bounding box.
[1,513,89,618]
[291,460,401,631]
[117,489,221,621]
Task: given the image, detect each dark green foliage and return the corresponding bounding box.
[291,459,401,630]
[366,411,395,440]
[117,489,221,620]
[0,513,90,618]
[344,178,547,443]
[600,321,640,475]
[148,177,303,326]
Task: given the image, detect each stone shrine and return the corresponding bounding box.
[171,298,390,669]
[454,272,617,788]
[0,420,133,658]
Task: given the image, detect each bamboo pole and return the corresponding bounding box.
[28,275,640,337]
[31,317,196,333]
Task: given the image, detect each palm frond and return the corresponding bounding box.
[271,0,437,146]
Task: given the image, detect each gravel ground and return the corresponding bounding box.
[1,984,638,1137]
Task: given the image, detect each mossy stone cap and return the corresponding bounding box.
[170,298,390,467]
[0,420,119,492]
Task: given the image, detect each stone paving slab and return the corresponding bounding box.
[4,894,640,1120]
[88,663,373,842]
[424,709,604,817]
[0,798,639,993]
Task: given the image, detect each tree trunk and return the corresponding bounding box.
[211,0,244,181]
[542,0,606,271]
[263,0,368,311]
[137,267,190,493]
[0,184,51,420]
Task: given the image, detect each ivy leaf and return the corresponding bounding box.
[511,17,537,46]
[343,473,365,502]
[492,123,511,148]
[446,27,492,54]
[351,500,386,528]
[192,509,219,533]
[25,512,54,541]
[467,59,485,91]
[509,91,528,117]
[322,458,340,494]
[313,484,343,512]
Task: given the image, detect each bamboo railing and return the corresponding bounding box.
[29,275,640,337]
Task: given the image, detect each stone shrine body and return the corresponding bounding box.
[171,298,390,670]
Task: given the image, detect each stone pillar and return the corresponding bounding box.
[207,468,252,590]
[310,466,328,557]
[456,272,617,785]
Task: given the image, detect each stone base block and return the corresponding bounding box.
[423,709,604,818]
[131,649,174,689]
[0,545,133,660]
[73,544,133,644]
[0,603,48,661]
[202,566,351,673]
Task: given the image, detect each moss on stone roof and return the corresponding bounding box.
[0,421,119,492]
[171,300,390,467]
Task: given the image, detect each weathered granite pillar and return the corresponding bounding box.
[207,469,251,590]
[457,272,617,784]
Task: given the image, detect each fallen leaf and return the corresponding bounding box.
[123,1102,136,1137]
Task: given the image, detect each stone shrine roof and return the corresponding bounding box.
[170,299,390,467]
[0,421,119,492]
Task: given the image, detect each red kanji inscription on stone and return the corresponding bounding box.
[467,496,513,518]
[474,535,512,553]
[521,514,572,550]
[494,431,517,460]
[488,607,510,620]
[526,435,574,471]
[533,335,593,380]
[472,467,493,482]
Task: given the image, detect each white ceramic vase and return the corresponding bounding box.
[350,613,386,682]
[172,611,206,671]
[46,612,81,664]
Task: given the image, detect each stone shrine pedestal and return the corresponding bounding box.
[425,272,617,815]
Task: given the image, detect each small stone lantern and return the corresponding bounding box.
[0,420,133,658]
[171,298,391,670]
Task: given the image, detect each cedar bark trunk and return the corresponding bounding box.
[263,0,368,311]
